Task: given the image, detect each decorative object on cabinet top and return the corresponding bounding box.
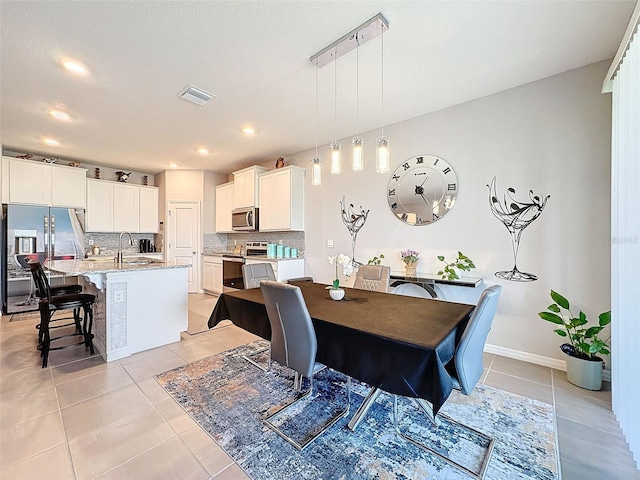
[275,157,285,169]
[116,171,131,182]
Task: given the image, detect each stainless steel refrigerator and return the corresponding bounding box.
[1,204,85,314]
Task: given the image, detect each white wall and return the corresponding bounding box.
[286,60,612,365]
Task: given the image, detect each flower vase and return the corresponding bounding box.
[404,262,418,277]
[329,288,345,301]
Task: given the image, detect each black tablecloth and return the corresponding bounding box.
[208,282,474,414]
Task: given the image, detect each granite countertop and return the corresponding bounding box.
[201,251,303,261]
[46,258,189,276]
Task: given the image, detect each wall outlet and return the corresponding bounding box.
[88,239,94,246]
[327,240,334,248]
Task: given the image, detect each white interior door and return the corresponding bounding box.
[168,202,200,293]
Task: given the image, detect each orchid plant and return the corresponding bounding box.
[327,254,353,290]
[401,250,420,265]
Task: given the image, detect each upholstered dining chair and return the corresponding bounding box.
[260,280,351,450]
[353,265,391,293]
[391,282,435,298]
[242,262,276,289]
[393,284,502,480]
[28,261,96,368]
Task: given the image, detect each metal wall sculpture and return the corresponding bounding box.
[340,196,370,267]
[488,177,550,282]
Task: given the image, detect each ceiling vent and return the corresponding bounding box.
[178,84,215,105]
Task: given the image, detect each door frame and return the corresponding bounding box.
[167,201,201,293]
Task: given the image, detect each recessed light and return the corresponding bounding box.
[197,148,209,155]
[49,109,71,121]
[242,126,255,135]
[169,163,178,168]
[43,138,60,146]
[61,58,88,75]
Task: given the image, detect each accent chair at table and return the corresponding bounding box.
[260,280,351,450]
[242,262,276,289]
[391,282,435,298]
[393,285,502,479]
[353,265,391,293]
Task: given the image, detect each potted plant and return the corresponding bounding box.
[367,254,385,265]
[437,251,476,280]
[538,290,611,390]
[401,250,420,276]
[326,254,353,301]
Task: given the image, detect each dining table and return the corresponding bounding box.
[208,281,475,420]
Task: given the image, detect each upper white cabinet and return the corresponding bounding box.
[215,182,234,233]
[258,166,305,231]
[233,166,266,209]
[86,179,158,233]
[2,156,86,208]
[139,186,159,233]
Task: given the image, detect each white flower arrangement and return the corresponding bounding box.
[327,254,353,290]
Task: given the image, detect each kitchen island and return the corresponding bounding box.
[47,258,189,362]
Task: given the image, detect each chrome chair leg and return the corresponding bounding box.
[242,346,271,371]
[263,375,351,450]
[347,387,382,431]
[393,396,495,480]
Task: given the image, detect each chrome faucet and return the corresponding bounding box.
[116,232,134,266]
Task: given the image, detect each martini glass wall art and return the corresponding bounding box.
[488,177,550,282]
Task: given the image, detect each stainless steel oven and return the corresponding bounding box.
[222,255,245,291]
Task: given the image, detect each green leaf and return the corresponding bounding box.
[548,304,560,313]
[577,342,590,354]
[589,340,605,354]
[599,311,611,326]
[600,347,610,355]
[579,311,587,322]
[539,312,564,324]
[553,329,567,337]
[437,270,444,276]
[572,317,588,327]
[550,290,569,310]
[437,256,445,261]
[584,326,603,338]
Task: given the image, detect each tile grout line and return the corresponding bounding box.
[52,365,80,480]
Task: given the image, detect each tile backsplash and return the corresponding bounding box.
[84,233,156,257]
[203,231,305,254]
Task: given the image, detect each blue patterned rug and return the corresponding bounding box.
[155,341,559,480]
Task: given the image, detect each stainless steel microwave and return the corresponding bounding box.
[232,206,258,231]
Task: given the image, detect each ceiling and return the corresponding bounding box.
[0,1,635,175]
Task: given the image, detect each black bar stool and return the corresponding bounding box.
[28,261,96,368]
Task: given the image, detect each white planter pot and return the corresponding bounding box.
[565,354,604,391]
[329,288,345,301]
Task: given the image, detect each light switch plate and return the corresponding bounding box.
[327,240,334,248]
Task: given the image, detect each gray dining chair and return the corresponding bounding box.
[242,262,276,289]
[241,263,277,370]
[260,280,351,450]
[393,284,502,480]
[353,265,391,293]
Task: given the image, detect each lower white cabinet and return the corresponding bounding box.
[202,255,223,294]
[244,258,304,282]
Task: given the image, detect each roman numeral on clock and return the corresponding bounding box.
[416,156,424,164]
[388,189,396,196]
[442,167,451,175]
[448,183,456,191]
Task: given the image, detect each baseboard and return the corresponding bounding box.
[484,344,611,382]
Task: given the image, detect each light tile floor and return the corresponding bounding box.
[0,293,638,479]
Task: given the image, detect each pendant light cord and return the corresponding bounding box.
[381,30,384,137]
[334,50,338,143]
[315,61,319,157]
[356,39,359,136]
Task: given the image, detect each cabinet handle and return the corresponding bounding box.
[192,251,196,254]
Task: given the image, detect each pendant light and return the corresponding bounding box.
[376,27,390,174]
[330,50,342,175]
[352,38,364,172]
[311,61,322,186]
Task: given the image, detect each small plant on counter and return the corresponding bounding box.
[326,254,353,290]
[437,251,476,280]
[367,254,385,265]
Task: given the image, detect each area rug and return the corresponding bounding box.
[155,341,559,480]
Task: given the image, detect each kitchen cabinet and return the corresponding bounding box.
[258,166,305,231]
[138,185,158,233]
[202,255,223,294]
[86,179,158,233]
[233,165,266,209]
[2,156,87,208]
[215,182,234,233]
[245,258,304,282]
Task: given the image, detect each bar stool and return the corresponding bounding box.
[28,261,95,368]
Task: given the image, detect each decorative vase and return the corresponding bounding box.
[565,353,604,391]
[404,261,417,277]
[329,288,345,301]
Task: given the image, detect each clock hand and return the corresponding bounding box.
[419,175,429,187]
[420,193,432,208]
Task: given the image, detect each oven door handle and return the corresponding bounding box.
[223,256,245,263]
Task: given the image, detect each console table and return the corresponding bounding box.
[389,272,482,298]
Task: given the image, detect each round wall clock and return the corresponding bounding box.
[386,154,458,225]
